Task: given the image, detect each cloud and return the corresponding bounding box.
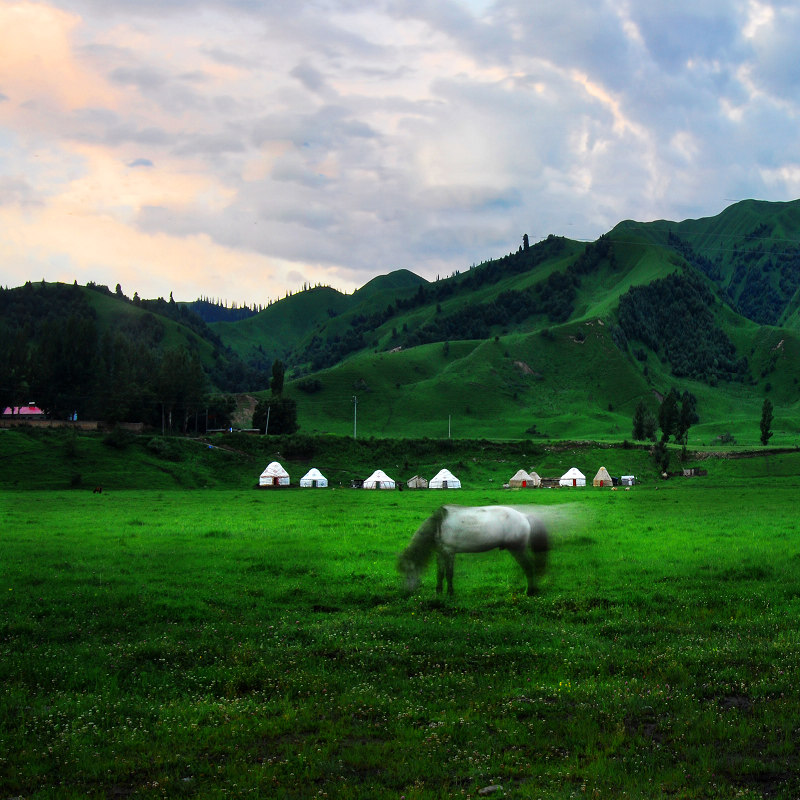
[109,65,168,92]
[0,2,117,110]
[1,1,800,303]
[290,62,332,96]
[0,176,43,207]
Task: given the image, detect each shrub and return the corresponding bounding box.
[146,437,183,461]
[63,433,79,459]
[103,426,135,449]
[297,378,323,394]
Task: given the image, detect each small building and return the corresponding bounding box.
[2,405,45,418]
[406,475,428,489]
[593,466,613,487]
[509,469,533,488]
[259,461,290,487]
[527,470,542,488]
[300,468,328,488]
[559,467,586,487]
[363,470,396,489]
[621,475,636,486]
[429,468,461,489]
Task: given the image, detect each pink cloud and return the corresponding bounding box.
[0,2,117,111]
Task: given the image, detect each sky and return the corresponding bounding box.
[1,0,800,305]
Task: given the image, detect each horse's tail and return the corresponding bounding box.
[524,512,550,577]
[397,506,446,591]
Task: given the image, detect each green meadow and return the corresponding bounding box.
[3,481,800,799]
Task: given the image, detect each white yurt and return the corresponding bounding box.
[593,466,613,487]
[559,467,586,487]
[300,468,328,488]
[509,469,532,488]
[363,469,396,489]
[259,461,290,487]
[527,470,542,488]
[429,468,461,489]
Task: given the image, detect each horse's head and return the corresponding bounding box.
[397,553,421,593]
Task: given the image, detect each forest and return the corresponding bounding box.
[0,282,267,431]
[616,271,749,384]
[668,229,800,325]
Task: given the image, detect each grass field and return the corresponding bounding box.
[0,427,666,491]
[3,482,800,799]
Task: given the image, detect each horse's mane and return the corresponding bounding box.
[397,505,447,576]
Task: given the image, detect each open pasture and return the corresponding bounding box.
[2,484,800,798]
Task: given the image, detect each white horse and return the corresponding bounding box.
[398,505,550,596]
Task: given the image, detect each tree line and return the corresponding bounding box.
[616,270,749,385]
[668,229,800,326]
[632,389,775,473]
[398,236,615,347]
[0,282,269,431]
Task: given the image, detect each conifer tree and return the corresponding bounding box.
[270,359,285,396]
[760,398,774,446]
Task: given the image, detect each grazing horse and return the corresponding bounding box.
[398,505,550,596]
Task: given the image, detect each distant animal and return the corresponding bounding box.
[92,486,103,494]
[398,504,549,597]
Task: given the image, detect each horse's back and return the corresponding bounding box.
[439,504,530,552]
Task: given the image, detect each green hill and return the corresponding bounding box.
[208,271,428,371]
[613,199,800,326]
[5,200,800,445]
[209,285,351,369]
[240,199,800,445]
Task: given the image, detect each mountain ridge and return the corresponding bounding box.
[3,199,800,442]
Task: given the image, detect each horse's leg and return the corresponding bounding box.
[533,547,548,580]
[436,552,445,594]
[445,553,455,596]
[509,549,537,596]
[530,525,550,580]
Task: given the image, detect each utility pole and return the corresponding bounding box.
[265,405,271,435]
[353,396,357,440]
[448,414,451,439]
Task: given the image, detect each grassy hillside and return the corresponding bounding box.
[210,286,351,367]
[209,271,428,369]
[615,199,800,327]
[6,199,800,443]
[248,201,800,444]
[351,268,426,300]
[282,317,800,446]
[281,277,800,446]
[6,426,785,492]
[82,286,219,367]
